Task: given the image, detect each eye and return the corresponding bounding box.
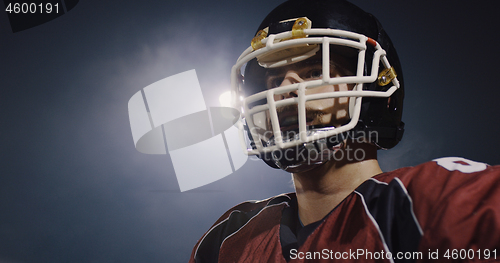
[307,69,323,79]
[267,77,284,89]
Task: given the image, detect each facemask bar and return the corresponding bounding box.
[230,28,400,156]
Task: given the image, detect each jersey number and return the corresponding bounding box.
[434,157,487,173]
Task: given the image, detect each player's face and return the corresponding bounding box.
[264,53,354,133]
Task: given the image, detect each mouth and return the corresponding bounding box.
[278,112,316,131]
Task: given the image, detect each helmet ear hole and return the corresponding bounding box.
[387,96,398,113]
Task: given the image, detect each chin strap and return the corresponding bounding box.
[259,133,346,172]
[351,121,405,149]
[251,122,404,171]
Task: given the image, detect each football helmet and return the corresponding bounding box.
[231,0,404,172]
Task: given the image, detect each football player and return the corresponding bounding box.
[190,0,500,262]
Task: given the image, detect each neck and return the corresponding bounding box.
[292,143,382,225]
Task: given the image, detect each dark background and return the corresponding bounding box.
[1,1,498,262]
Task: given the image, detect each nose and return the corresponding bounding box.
[279,71,302,98]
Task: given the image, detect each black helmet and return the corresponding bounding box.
[231,0,404,171]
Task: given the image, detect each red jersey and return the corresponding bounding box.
[189,158,500,262]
